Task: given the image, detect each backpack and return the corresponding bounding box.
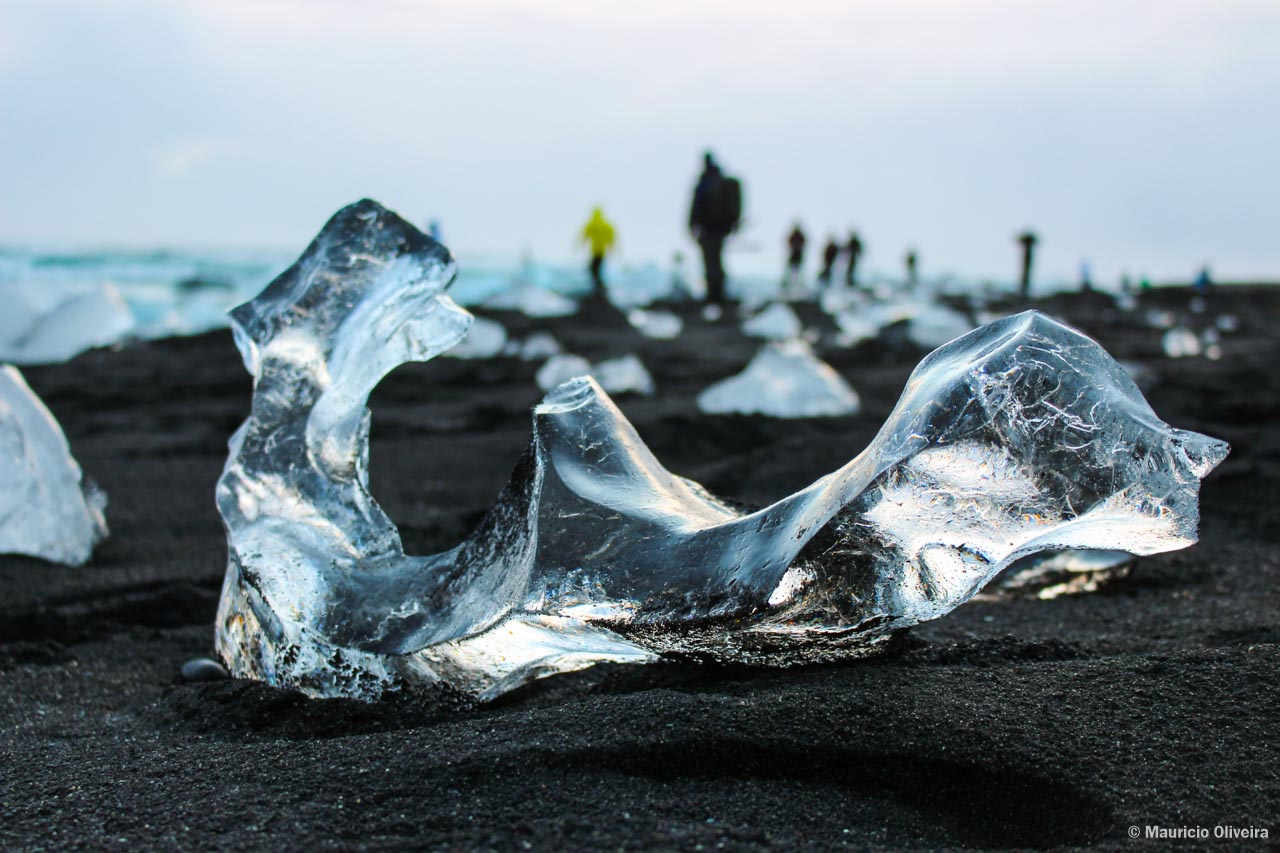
[704,175,742,234]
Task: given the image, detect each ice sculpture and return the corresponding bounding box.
[215,199,1228,701]
[0,366,108,565]
[536,353,655,396]
[742,302,802,340]
[699,340,861,418]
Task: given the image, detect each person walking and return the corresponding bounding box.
[688,151,742,306]
[844,230,864,287]
[579,207,616,296]
[817,237,841,286]
[905,248,919,287]
[783,223,807,299]
[1017,230,1038,299]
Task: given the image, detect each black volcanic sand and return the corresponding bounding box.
[2,286,1277,851]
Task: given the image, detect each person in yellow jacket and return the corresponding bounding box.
[579,207,616,296]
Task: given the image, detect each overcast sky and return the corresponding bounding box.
[2,0,1278,282]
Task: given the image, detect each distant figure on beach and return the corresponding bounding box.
[1080,260,1093,292]
[689,151,743,306]
[817,238,841,286]
[905,249,919,287]
[1016,230,1038,299]
[579,207,616,296]
[1194,265,1213,295]
[844,230,863,287]
[671,250,692,300]
[783,223,806,299]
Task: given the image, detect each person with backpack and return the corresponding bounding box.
[688,151,742,306]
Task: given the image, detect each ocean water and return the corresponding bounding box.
[0,245,1079,365]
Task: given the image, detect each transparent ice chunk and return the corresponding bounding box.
[741,302,802,340]
[698,340,861,418]
[0,366,108,565]
[215,200,1228,701]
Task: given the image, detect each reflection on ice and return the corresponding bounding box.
[215,200,1229,701]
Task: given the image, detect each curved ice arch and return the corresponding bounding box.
[215,200,1228,700]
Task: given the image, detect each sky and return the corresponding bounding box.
[2,0,1279,283]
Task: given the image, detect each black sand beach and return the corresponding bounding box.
[2,287,1277,850]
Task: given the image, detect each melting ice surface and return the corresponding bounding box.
[0,366,107,564]
[215,200,1229,701]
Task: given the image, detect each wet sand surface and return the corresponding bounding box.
[2,287,1277,850]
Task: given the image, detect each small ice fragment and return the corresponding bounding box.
[1145,309,1176,330]
[214,200,1228,701]
[516,332,563,361]
[833,310,880,347]
[592,355,655,396]
[1162,327,1201,358]
[536,354,593,392]
[444,316,508,359]
[485,281,578,317]
[627,308,683,340]
[907,304,974,349]
[1215,314,1239,333]
[698,340,861,418]
[742,303,802,340]
[536,353,655,396]
[0,284,134,365]
[0,366,108,565]
[702,304,724,322]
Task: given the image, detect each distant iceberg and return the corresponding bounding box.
[0,366,108,565]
